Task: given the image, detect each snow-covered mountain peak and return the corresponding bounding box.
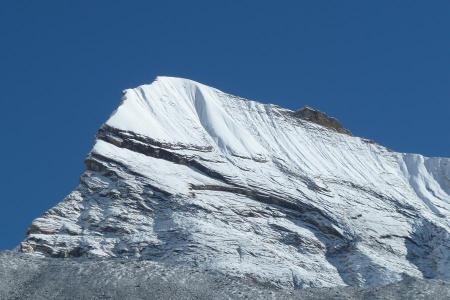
[108,76,277,160]
[20,77,450,289]
[107,76,353,161]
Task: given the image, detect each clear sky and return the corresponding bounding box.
[1,1,449,250]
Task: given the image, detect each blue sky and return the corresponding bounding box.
[0,1,449,250]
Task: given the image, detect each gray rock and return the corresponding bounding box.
[1,252,450,300]
[294,106,352,135]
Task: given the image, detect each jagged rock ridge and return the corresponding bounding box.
[20,76,450,289]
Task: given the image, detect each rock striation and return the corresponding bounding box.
[19,76,450,289]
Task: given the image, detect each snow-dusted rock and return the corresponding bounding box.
[20,76,450,289]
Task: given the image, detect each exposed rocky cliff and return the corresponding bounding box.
[19,77,450,289]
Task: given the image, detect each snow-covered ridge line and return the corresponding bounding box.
[107,76,359,160]
[20,76,450,289]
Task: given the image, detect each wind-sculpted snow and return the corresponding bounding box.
[20,76,450,289]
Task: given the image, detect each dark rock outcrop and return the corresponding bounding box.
[294,106,352,135]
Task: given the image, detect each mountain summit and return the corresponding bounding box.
[20,76,450,288]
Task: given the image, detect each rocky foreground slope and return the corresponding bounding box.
[1,252,450,300]
[19,76,450,289]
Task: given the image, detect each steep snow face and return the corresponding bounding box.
[107,77,268,159]
[20,77,450,289]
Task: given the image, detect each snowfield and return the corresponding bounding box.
[20,76,450,289]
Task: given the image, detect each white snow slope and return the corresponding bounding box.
[21,76,450,289]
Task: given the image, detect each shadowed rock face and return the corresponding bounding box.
[18,77,450,289]
[294,106,352,135]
